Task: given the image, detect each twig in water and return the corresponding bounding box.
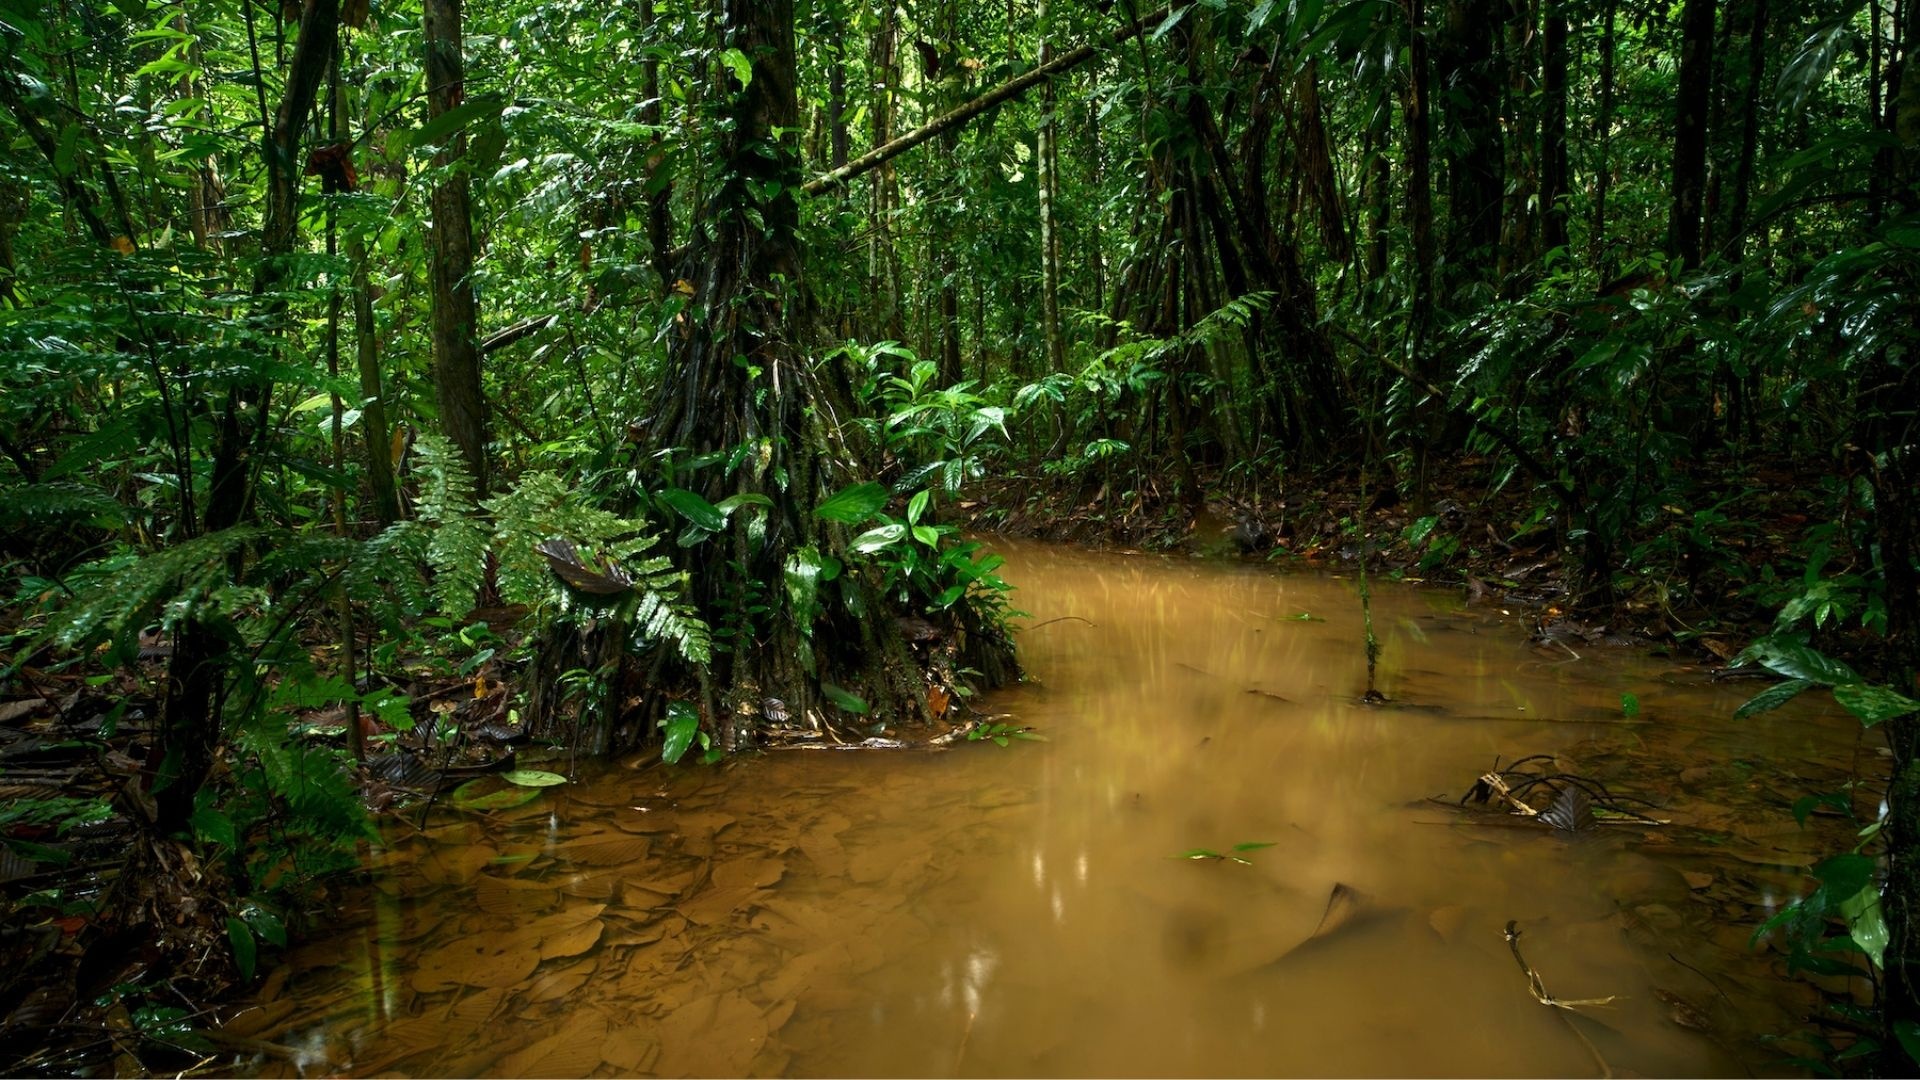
[1024,615,1095,630]
[1504,920,1617,1078]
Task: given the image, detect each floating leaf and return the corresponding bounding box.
[1231,841,1278,853]
[1620,692,1640,719]
[502,769,568,788]
[450,778,544,812]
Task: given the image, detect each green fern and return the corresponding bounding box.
[41,526,269,649]
[408,433,489,616]
[483,471,709,663]
[0,482,129,528]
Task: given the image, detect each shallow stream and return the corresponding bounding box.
[229,540,1863,1077]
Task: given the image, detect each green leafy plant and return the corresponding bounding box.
[1176,841,1278,866]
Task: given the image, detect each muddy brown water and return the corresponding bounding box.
[229,540,1863,1077]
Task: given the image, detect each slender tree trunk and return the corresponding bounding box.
[1668,0,1715,270]
[1591,0,1616,276]
[642,0,674,285]
[159,0,339,832]
[1037,0,1065,375]
[1539,2,1569,256]
[1439,0,1503,298]
[424,0,488,496]
[1400,0,1436,341]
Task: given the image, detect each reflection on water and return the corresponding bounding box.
[228,540,1859,1077]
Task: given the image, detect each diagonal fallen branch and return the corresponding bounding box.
[1505,920,1618,1077]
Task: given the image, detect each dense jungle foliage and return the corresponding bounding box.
[2,0,1920,1071]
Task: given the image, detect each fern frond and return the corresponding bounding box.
[42,526,270,648]
[409,433,486,616]
[0,482,128,527]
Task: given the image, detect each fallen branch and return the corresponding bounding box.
[801,6,1171,196]
[1504,920,1617,1077]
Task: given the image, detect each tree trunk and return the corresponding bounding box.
[1668,0,1715,270]
[159,0,339,832]
[1400,0,1436,341]
[645,0,1012,751]
[642,0,674,285]
[1038,0,1066,375]
[424,0,488,496]
[1591,0,1616,275]
[1438,0,1502,298]
[1539,2,1569,256]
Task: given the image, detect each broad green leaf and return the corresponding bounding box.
[660,488,726,532]
[1833,682,1920,727]
[1404,515,1439,546]
[1895,1019,1920,1066]
[244,907,287,949]
[1733,636,1858,685]
[820,682,869,714]
[815,481,889,523]
[849,524,906,553]
[54,122,80,177]
[661,702,699,764]
[720,47,753,87]
[1620,692,1640,719]
[191,807,235,847]
[449,778,543,812]
[402,95,507,152]
[715,492,773,514]
[1812,852,1875,899]
[1839,885,1888,969]
[501,769,567,788]
[1734,678,1813,719]
[227,917,257,981]
[907,489,931,525]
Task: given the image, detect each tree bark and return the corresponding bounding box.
[1438,0,1503,297]
[1668,0,1716,270]
[1539,2,1569,256]
[1400,0,1436,341]
[645,0,1013,751]
[424,0,488,496]
[1038,0,1066,375]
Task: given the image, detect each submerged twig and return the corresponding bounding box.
[1024,615,1095,630]
[1505,920,1617,1078]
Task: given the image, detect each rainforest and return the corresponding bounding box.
[2,0,1919,1075]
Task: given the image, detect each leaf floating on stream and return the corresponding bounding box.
[1539,786,1598,833]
